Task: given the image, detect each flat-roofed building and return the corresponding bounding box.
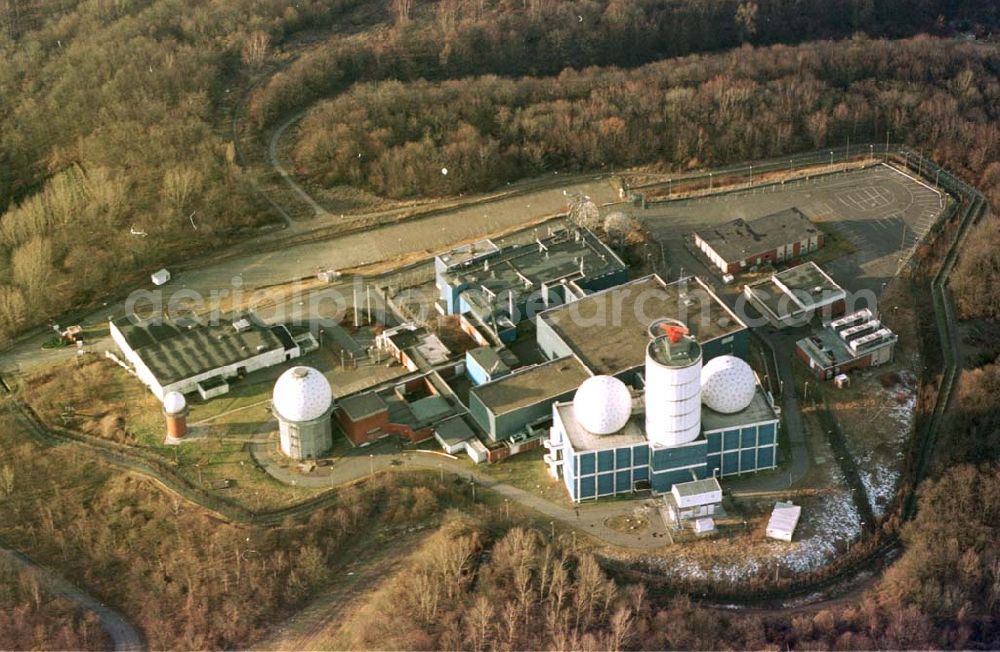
[335,391,390,446]
[694,207,822,274]
[795,308,898,379]
[545,380,780,502]
[435,227,627,343]
[663,477,723,529]
[743,261,847,328]
[465,346,515,386]
[468,356,591,441]
[536,275,748,383]
[110,314,307,401]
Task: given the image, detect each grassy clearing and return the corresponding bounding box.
[19,357,327,511]
[472,447,573,506]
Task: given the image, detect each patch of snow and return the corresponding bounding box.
[779,488,861,573]
[859,463,899,518]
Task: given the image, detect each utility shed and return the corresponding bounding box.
[151,269,171,286]
[766,501,802,542]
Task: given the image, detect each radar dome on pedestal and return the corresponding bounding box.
[573,375,632,435]
[273,366,334,460]
[272,366,333,422]
[163,391,187,415]
[162,391,188,440]
[700,355,757,414]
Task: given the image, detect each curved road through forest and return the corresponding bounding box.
[0,545,144,651]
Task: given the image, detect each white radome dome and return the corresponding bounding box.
[573,375,633,435]
[272,366,333,422]
[163,391,187,415]
[700,355,757,414]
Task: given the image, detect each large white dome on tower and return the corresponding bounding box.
[272,366,333,422]
[700,355,757,414]
[573,375,633,435]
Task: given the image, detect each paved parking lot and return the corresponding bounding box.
[635,164,949,296]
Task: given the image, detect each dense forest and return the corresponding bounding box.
[288,37,1000,198]
[0,0,371,341]
[0,0,997,341]
[246,0,998,129]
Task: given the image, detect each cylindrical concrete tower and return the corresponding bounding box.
[272,366,334,460]
[163,391,188,440]
[644,332,702,448]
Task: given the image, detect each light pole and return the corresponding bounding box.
[829,150,834,166]
[369,453,374,476]
[709,171,713,190]
[869,144,874,162]
[504,498,510,520]
[749,165,753,187]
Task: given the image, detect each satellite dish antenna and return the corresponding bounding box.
[441,167,449,176]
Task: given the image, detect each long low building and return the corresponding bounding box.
[694,207,823,274]
[795,308,898,379]
[110,314,310,401]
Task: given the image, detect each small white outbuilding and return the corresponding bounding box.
[151,268,171,286]
[766,501,802,542]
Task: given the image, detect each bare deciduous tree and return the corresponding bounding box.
[241,30,271,67]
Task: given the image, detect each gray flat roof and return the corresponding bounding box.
[113,315,290,386]
[467,347,511,375]
[744,262,845,318]
[796,310,897,369]
[554,401,647,452]
[410,395,453,423]
[338,391,388,421]
[701,385,779,432]
[673,477,722,498]
[472,357,590,416]
[437,239,500,268]
[435,416,476,446]
[539,275,746,377]
[694,207,819,263]
[443,228,625,296]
